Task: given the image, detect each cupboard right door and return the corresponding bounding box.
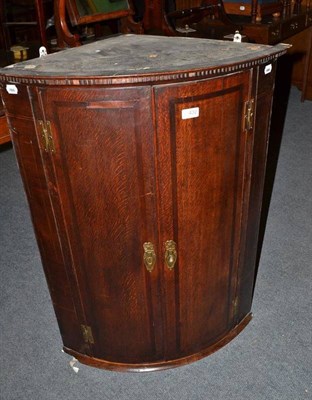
[154,71,253,359]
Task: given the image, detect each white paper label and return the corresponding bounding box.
[264,64,272,75]
[182,107,199,120]
[239,5,245,10]
[6,84,18,94]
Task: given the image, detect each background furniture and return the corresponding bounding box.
[223,0,283,22]
[54,0,143,47]
[0,0,53,51]
[0,35,288,371]
[165,0,240,37]
[143,0,312,101]
[239,7,312,101]
[286,26,312,100]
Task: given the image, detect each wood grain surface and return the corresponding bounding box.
[0,37,286,370]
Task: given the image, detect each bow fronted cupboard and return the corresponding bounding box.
[0,35,288,371]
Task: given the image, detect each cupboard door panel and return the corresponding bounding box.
[40,87,162,363]
[155,73,251,357]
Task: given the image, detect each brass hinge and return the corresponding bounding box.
[244,99,255,131]
[81,324,94,344]
[38,120,55,154]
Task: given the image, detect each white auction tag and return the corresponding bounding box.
[182,107,199,120]
[264,64,272,75]
[6,84,18,94]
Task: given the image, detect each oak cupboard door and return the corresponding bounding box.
[38,86,164,364]
[154,72,253,359]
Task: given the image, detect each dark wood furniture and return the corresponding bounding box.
[143,1,312,100]
[238,6,312,44]
[0,0,52,51]
[0,35,288,372]
[54,0,143,47]
[164,0,240,37]
[223,0,283,23]
[285,25,312,100]
[239,7,312,100]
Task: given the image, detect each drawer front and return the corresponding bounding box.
[281,15,307,38]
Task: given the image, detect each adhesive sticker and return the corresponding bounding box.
[182,107,199,120]
[240,5,245,10]
[264,64,272,75]
[6,84,18,95]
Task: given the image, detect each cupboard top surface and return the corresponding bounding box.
[0,35,289,85]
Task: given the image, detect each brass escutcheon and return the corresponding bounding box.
[143,242,156,272]
[165,240,177,270]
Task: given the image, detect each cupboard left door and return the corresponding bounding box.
[38,86,163,366]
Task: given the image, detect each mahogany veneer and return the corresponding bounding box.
[0,35,288,371]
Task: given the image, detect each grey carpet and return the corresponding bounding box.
[0,86,311,400]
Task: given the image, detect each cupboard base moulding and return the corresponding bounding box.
[64,314,252,372]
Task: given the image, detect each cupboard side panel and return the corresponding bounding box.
[43,87,163,363]
[237,64,277,321]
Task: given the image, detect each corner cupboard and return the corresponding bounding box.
[0,35,289,371]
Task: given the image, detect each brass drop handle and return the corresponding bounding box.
[165,240,177,270]
[143,242,156,272]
